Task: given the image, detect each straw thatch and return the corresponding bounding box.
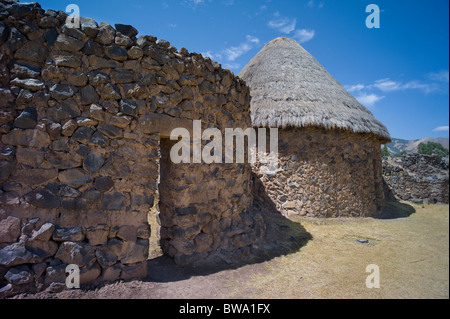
[238,37,391,141]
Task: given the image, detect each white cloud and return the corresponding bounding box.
[202,51,222,61]
[267,12,315,43]
[268,12,297,34]
[345,84,365,92]
[372,78,401,92]
[224,43,252,61]
[307,0,324,9]
[402,81,439,94]
[370,78,440,94]
[433,126,449,132]
[204,35,260,64]
[429,70,449,83]
[182,0,208,8]
[223,62,240,70]
[293,29,315,43]
[280,18,296,34]
[355,93,385,107]
[246,35,260,44]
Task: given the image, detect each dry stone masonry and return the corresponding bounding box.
[252,127,385,218]
[382,154,449,204]
[0,0,264,296]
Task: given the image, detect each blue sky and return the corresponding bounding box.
[38,0,449,140]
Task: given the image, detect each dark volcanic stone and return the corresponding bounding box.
[14,108,38,129]
[114,24,138,38]
[50,84,78,101]
[14,41,48,63]
[97,123,123,139]
[83,151,105,174]
[53,226,85,242]
[24,189,61,209]
[120,99,138,117]
[110,69,134,84]
[71,127,94,144]
[105,45,127,61]
[89,131,109,147]
[0,21,10,45]
[80,85,100,105]
[44,28,58,46]
[101,193,125,211]
[83,40,103,56]
[55,33,85,52]
[94,176,114,192]
[48,99,81,121]
[6,27,27,53]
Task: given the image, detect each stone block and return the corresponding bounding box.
[139,113,193,138]
[120,262,147,280]
[119,239,149,264]
[53,226,85,242]
[55,242,96,267]
[2,129,51,148]
[0,216,21,244]
[86,224,109,246]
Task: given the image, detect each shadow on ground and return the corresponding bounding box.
[376,201,416,219]
[375,179,416,219]
[145,175,313,283]
[146,207,312,283]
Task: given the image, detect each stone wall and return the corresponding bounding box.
[382,154,449,204]
[252,127,385,218]
[0,0,263,296]
[158,139,263,266]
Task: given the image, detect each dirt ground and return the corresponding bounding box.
[12,202,449,299]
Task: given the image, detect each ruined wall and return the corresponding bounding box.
[158,140,263,266]
[0,0,262,296]
[382,154,449,204]
[253,127,384,218]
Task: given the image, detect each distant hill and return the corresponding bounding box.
[386,138,449,155]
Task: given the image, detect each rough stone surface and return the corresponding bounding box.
[115,24,138,38]
[5,266,34,285]
[53,226,85,242]
[252,127,385,218]
[0,216,21,244]
[24,189,61,209]
[383,154,449,204]
[30,223,55,242]
[55,242,96,267]
[0,3,261,296]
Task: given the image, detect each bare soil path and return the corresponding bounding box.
[13,203,449,299]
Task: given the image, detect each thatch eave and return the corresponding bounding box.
[238,37,391,143]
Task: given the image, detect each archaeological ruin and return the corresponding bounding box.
[239,37,391,218]
[0,1,402,297]
[0,0,266,295]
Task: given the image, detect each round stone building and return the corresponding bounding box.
[239,37,391,218]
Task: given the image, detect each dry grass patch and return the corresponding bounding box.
[227,203,449,299]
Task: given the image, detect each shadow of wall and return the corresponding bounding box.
[144,172,312,283]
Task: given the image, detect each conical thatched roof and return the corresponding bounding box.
[238,37,391,142]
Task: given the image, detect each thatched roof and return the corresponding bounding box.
[238,37,391,142]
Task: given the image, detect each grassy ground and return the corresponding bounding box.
[224,203,449,299]
[15,202,448,299]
